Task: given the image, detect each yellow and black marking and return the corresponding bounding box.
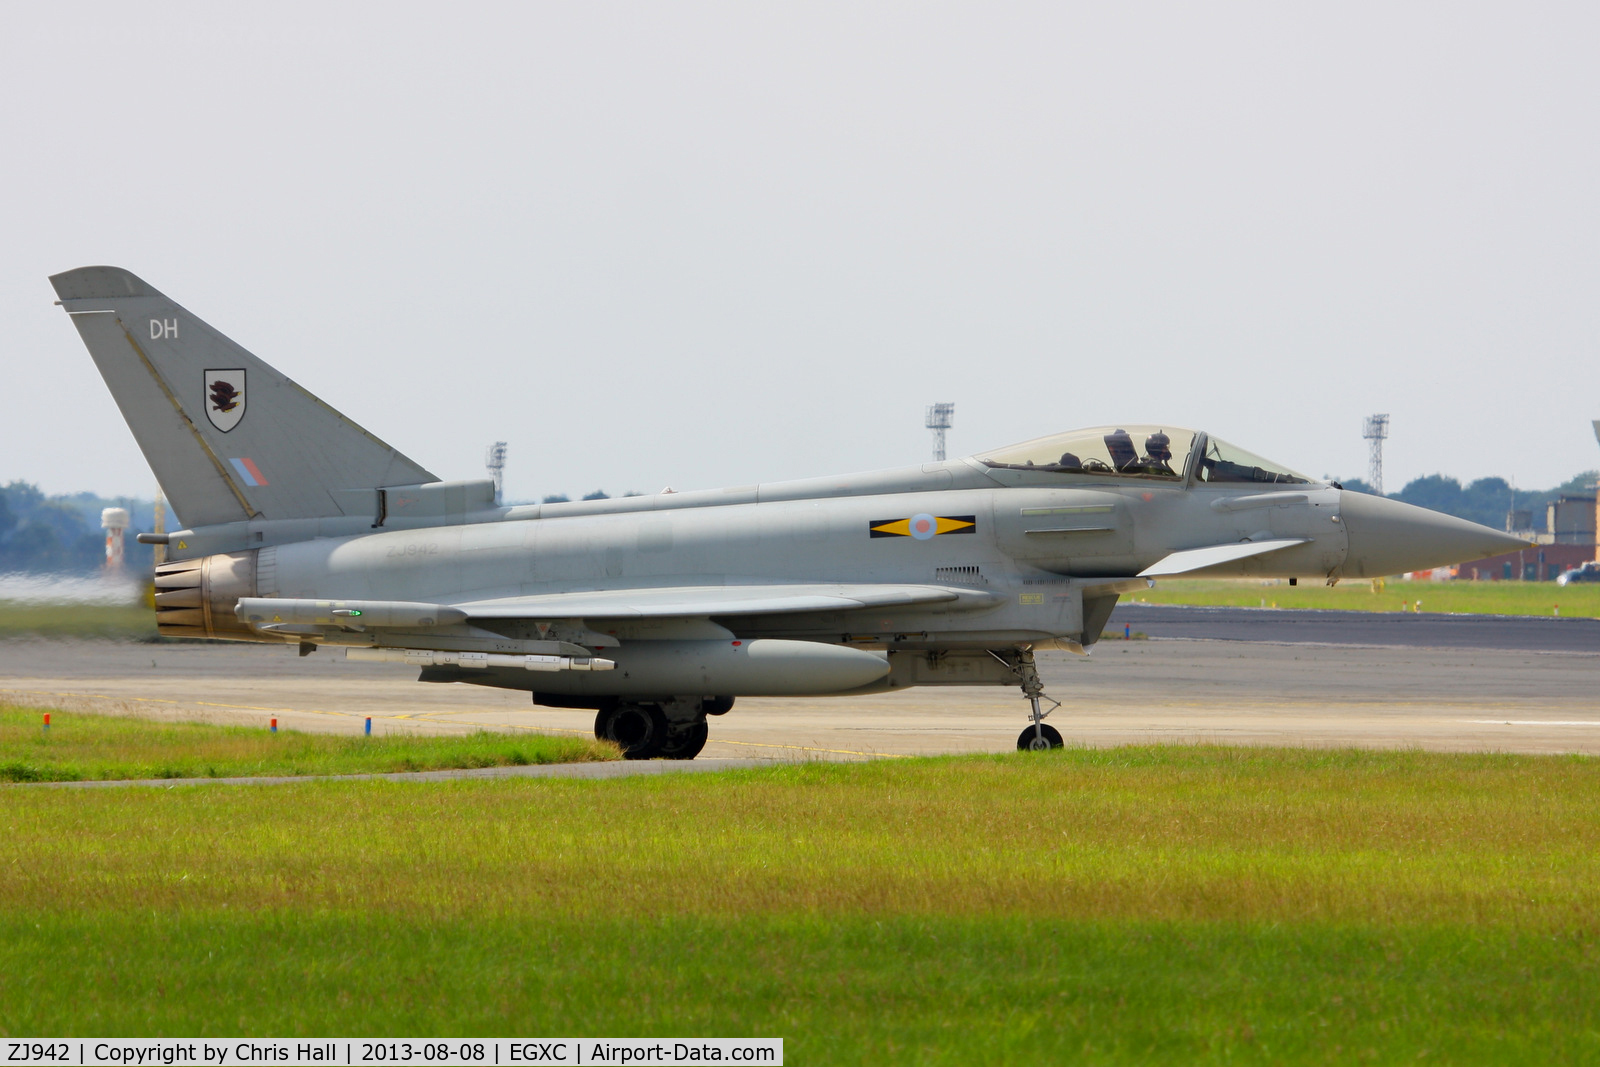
[869,515,978,539]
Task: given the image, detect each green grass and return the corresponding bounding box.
[1134,577,1600,617]
[0,704,613,781]
[1,747,1596,1061]
[0,600,158,640]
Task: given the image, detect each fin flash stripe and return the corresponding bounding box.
[869,514,977,539]
[229,458,269,487]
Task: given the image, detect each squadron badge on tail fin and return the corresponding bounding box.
[204,369,246,432]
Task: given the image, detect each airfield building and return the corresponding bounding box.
[1458,485,1599,581]
[1454,543,1594,582]
[1542,494,1598,545]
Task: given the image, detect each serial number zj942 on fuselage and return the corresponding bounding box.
[50,266,1529,758]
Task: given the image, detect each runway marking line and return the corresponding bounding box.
[1462,720,1600,727]
[701,737,907,759]
[4,687,391,722]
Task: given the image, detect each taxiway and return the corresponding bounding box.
[2,608,1594,758]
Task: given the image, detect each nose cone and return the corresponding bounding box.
[1338,491,1532,578]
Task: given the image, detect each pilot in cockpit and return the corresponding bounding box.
[1102,428,1176,476]
[1138,431,1175,475]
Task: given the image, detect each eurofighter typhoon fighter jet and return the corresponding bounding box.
[52,267,1529,757]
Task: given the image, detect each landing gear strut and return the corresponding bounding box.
[1001,649,1064,751]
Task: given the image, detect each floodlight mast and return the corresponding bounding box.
[1362,414,1389,496]
[926,403,955,462]
[485,441,508,505]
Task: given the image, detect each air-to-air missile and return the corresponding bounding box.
[52,266,1530,758]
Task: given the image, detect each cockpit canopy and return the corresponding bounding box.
[975,425,1315,486]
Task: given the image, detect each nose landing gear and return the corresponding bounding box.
[996,648,1065,751]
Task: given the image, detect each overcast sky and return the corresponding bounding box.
[4,3,1597,504]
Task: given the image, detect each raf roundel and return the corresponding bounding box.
[868,514,978,539]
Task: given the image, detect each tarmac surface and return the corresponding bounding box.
[1113,603,1600,652]
[1,606,1596,761]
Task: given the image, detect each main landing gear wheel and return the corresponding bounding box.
[1017,723,1064,751]
[595,702,670,760]
[658,720,709,760]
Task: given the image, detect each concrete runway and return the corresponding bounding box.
[2,614,1596,758]
[1112,603,1600,652]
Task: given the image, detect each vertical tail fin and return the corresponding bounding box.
[50,266,436,529]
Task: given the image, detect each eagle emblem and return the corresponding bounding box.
[210,379,239,412]
[203,369,246,432]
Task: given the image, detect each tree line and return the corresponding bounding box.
[1339,471,1595,533]
[0,482,156,574]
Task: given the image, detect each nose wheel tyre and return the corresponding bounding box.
[595,702,671,759]
[1017,723,1063,751]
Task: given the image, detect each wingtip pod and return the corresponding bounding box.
[49,265,161,302]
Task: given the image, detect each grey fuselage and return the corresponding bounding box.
[160,445,1345,677]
